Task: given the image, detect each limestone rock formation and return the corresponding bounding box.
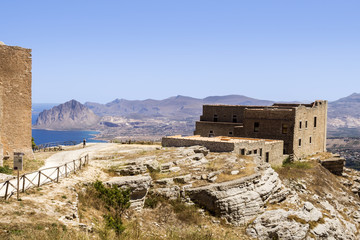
[186,162,287,225]
[105,175,152,210]
[34,99,100,130]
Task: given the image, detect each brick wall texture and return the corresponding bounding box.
[0,45,32,162]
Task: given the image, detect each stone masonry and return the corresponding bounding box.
[162,135,284,165]
[194,101,328,159]
[0,43,32,164]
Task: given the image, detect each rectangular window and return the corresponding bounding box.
[299,121,302,129]
[213,114,218,122]
[254,122,260,132]
[314,117,317,128]
[309,136,312,144]
[241,149,245,155]
[265,152,269,163]
[299,139,302,147]
[305,121,308,128]
[260,148,263,156]
[228,131,233,136]
[254,149,258,154]
[248,150,252,155]
[209,130,214,137]
[282,124,288,134]
[232,115,237,123]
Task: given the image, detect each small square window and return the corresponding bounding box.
[214,114,218,122]
[232,115,237,123]
[254,122,260,132]
[282,124,288,134]
[254,149,258,154]
[228,131,233,136]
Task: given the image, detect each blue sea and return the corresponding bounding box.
[32,129,106,145]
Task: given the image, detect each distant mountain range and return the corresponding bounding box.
[33,93,360,137]
[84,95,273,120]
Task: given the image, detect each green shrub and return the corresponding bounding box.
[144,193,164,209]
[0,165,13,174]
[93,180,130,235]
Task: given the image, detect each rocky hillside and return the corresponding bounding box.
[2,143,360,239]
[34,100,101,130]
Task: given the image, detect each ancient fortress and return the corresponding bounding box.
[163,101,328,165]
[0,43,32,164]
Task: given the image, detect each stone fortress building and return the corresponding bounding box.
[0,42,32,164]
[163,100,328,165]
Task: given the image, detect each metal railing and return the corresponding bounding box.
[0,154,89,200]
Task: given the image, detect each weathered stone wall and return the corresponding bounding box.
[194,121,243,137]
[162,136,284,166]
[233,140,284,166]
[162,137,235,152]
[0,45,32,161]
[293,101,328,158]
[195,101,327,158]
[236,108,295,155]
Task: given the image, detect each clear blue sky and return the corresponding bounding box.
[1,1,359,104]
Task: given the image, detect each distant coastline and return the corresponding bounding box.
[32,129,106,145]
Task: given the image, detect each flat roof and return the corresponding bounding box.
[164,135,282,144]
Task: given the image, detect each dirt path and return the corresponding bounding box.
[41,143,120,169]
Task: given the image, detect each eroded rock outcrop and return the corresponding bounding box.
[247,202,357,239]
[186,162,288,225]
[105,175,152,210]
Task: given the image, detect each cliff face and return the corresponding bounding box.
[34,100,100,130]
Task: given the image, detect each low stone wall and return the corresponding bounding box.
[162,137,235,152]
[319,157,345,176]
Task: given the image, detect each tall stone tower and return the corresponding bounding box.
[0,42,32,165]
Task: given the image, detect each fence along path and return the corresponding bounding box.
[0,154,89,200]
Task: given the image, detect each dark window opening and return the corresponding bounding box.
[254,149,258,154]
[213,114,218,122]
[241,149,245,155]
[314,117,317,128]
[248,150,252,155]
[228,131,233,136]
[265,152,269,163]
[232,115,237,123]
[209,130,214,137]
[254,122,260,132]
[305,121,308,128]
[259,148,263,156]
[299,139,302,147]
[299,121,302,129]
[282,124,288,134]
[309,137,312,144]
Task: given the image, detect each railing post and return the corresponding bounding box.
[38,171,41,187]
[22,175,26,193]
[79,158,82,170]
[65,163,68,177]
[73,160,76,173]
[57,167,60,183]
[5,181,9,199]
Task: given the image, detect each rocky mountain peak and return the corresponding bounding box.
[34,99,100,130]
